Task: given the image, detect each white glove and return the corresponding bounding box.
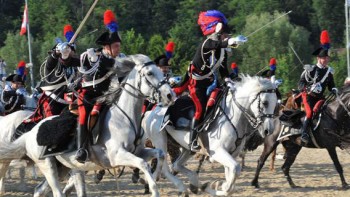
[228,35,248,46]
[67,82,76,90]
[16,88,27,95]
[274,79,283,87]
[60,43,72,60]
[87,48,98,62]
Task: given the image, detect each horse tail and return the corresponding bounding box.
[0,135,26,160]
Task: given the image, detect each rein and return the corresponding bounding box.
[232,89,276,129]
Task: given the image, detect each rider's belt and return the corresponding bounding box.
[40,81,66,91]
[191,72,213,80]
[81,70,114,88]
[44,91,69,104]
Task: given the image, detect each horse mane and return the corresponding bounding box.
[235,75,275,97]
[102,54,152,104]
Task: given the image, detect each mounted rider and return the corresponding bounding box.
[173,10,247,152]
[75,9,125,163]
[1,73,27,115]
[298,30,336,144]
[25,24,79,125]
[142,41,175,113]
[259,58,282,101]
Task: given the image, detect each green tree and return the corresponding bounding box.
[239,12,312,96]
[121,29,146,55]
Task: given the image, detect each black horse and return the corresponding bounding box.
[251,85,350,189]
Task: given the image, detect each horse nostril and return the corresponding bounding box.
[167,93,172,101]
[264,130,269,136]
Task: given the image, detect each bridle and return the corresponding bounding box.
[232,89,276,129]
[121,61,168,102]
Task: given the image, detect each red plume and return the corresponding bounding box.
[165,42,175,53]
[320,30,330,45]
[231,62,237,69]
[63,25,73,36]
[17,60,26,67]
[104,10,116,25]
[269,58,276,66]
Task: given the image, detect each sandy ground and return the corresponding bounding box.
[2,145,350,197]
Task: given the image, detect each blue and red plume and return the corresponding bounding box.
[63,24,74,42]
[231,62,238,75]
[269,58,277,71]
[104,10,118,33]
[165,42,175,59]
[17,60,26,80]
[320,30,330,50]
[198,10,227,36]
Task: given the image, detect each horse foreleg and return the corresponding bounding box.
[281,141,302,188]
[251,140,279,188]
[326,147,349,189]
[0,162,10,195]
[172,149,198,194]
[151,133,187,196]
[35,158,64,197]
[110,148,159,197]
[135,147,164,182]
[203,148,240,196]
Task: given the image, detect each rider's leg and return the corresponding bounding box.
[75,90,89,163]
[189,85,207,152]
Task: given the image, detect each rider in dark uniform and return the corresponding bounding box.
[298,30,336,144]
[1,74,27,115]
[173,10,247,152]
[75,9,124,163]
[260,58,282,100]
[26,24,79,124]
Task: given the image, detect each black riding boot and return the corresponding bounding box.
[75,124,88,163]
[301,118,310,144]
[189,119,201,152]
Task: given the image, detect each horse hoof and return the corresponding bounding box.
[290,185,300,188]
[200,182,209,191]
[131,174,139,184]
[341,184,350,190]
[251,181,260,189]
[178,191,189,197]
[189,184,198,194]
[144,189,150,195]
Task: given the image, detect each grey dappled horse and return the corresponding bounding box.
[142,76,277,196]
[0,54,176,197]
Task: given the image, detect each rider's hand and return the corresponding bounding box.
[87,48,98,63]
[16,88,26,95]
[228,35,248,46]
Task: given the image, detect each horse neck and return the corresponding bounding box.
[226,91,253,132]
[115,73,144,128]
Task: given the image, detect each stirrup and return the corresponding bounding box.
[75,148,89,163]
[301,133,309,144]
[190,140,201,152]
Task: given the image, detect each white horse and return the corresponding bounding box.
[142,76,277,196]
[0,92,38,195]
[0,54,176,197]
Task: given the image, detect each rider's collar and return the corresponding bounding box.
[316,63,327,69]
[102,49,115,59]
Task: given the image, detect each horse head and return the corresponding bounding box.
[234,76,277,137]
[117,54,176,106]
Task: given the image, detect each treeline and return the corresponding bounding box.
[0,0,347,95]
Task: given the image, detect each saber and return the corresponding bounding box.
[288,42,304,66]
[69,0,99,44]
[246,10,292,38]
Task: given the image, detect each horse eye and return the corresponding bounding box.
[147,71,153,76]
[262,101,268,107]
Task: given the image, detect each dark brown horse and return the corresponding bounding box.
[251,85,350,189]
